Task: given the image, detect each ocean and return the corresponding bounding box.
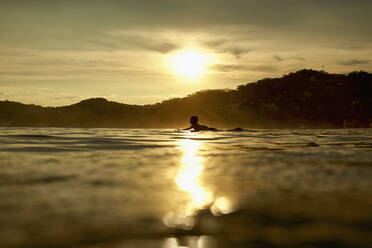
[0,128,371,248]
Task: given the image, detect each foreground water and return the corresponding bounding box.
[0,128,371,248]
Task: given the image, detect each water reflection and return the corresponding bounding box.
[210,196,234,216]
[163,136,236,247]
[174,138,236,216]
[163,137,214,230]
[163,236,217,248]
[176,139,213,214]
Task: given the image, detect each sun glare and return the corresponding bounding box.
[171,50,208,78]
[176,139,213,214]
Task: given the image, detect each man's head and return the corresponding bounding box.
[190,116,198,125]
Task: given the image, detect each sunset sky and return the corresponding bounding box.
[1,0,371,106]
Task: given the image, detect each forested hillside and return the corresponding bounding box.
[1,70,371,128]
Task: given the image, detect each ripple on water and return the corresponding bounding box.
[0,127,371,248]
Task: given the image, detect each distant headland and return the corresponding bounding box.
[1,69,371,129]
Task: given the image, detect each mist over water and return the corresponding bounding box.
[0,128,371,248]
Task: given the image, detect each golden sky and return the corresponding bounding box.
[1,0,371,106]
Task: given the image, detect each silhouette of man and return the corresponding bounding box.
[182,116,243,132]
[183,116,211,131]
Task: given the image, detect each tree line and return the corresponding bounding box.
[1,69,371,128]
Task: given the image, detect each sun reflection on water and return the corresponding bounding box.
[163,135,236,236]
[176,139,213,214]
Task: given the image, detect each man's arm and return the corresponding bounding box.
[182,126,192,130]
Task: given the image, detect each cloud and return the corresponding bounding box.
[273,55,283,61]
[94,33,181,53]
[0,50,40,57]
[0,86,84,106]
[253,65,279,72]
[328,44,367,51]
[1,0,372,53]
[338,59,370,66]
[1,55,124,68]
[1,0,372,107]
[202,39,228,48]
[211,64,278,73]
[211,64,250,72]
[225,46,250,59]
[139,42,179,54]
[0,71,42,76]
[201,39,250,59]
[293,56,306,61]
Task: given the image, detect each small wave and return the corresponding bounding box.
[273,142,319,147]
[0,147,86,153]
[0,174,77,186]
[2,134,54,139]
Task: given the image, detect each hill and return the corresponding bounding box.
[1,69,371,128]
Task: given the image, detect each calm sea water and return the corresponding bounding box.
[0,128,371,248]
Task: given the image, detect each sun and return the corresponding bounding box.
[171,50,208,78]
